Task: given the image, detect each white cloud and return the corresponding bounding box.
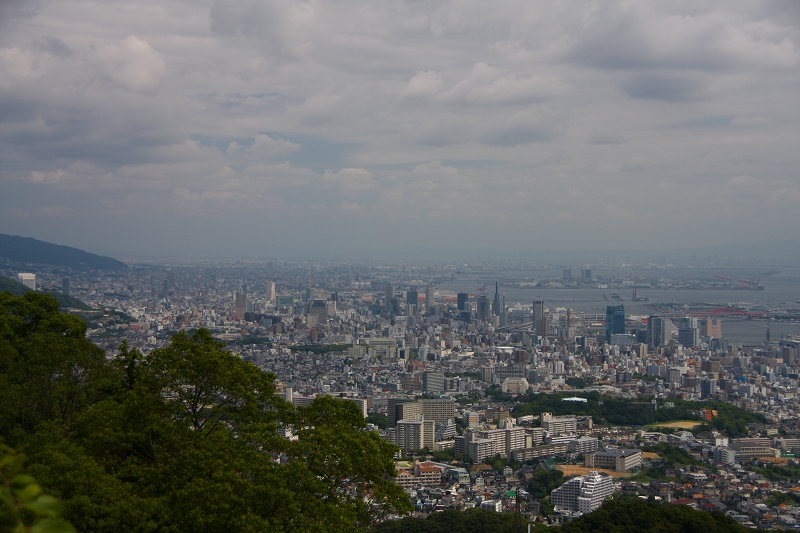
[96,36,166,92]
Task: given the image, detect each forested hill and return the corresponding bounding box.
[0,233,126,271]
[370,497,768,533]
[0,275,91,309]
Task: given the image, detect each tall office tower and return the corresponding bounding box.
[533,300,548,337]
[390,297,402,316]
[457,292,468,311]
[62,278,70,296]
[678,317,699,347]
[492,282,500,316]
[562,269,572,282]
[647,316,671,348]
[385,283,395,300]
[235,292,248,321]
[425,286,435,313]
[476,296,490,322]
[309,299,328,323]
[700,318,722,338]
[161,279,169,298]
[406,289,418,315]
[165,270,175,290]
[605,305,625,343]
[265,281,276,302]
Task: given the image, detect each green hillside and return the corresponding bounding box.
[0,275,92,310]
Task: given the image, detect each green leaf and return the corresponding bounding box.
[23,495,62,518]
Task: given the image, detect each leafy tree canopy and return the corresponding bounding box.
[0,292,411,533]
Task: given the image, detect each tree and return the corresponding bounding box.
[0,444,75,533]
[0,294,412,532]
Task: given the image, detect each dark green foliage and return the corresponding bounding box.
[0,444,76,533]
[511,393,764,436]
[0,233,127,271]
[289,344,351,354]
[527,468,564,500]
[753,463,800,481]
[764,491,800,506]
[0,277,92,309]
[369,507,546,533]
[566,377,595,389]
[485,385,512,402]
[0,293,411,533]
[560,496,765,533]
[368,412,389,429]
[644,443,703,467]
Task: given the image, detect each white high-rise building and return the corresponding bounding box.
[266,281,276,302]
[551,471,614,513]
[17,273,36,290]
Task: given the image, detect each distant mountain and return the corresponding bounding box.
[0,276,92,310]
[0,233,127,271]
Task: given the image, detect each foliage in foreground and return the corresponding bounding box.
[0,445,76,533]
[561,496,765,533]
[369,508,546,533]
[0,291,411,533]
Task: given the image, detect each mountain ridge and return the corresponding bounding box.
[0,233,127,271]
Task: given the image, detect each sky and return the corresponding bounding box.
[1,0,799,259]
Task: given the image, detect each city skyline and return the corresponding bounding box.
[1,1,799,258]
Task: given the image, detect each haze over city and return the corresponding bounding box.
[1,0,799,259]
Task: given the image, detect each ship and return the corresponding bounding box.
[632,289,649,301]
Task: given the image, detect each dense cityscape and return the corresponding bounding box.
[4,249,800,530]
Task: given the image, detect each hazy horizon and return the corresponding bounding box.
[1,1,799,258]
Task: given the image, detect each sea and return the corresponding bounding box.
[437,266,800,346]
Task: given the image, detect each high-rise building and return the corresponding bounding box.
[562,269,572,282]
[551,471,614,513]
[235,292,248,321]
[165,270,175,290]
[425,286,435,313]
[647,316,671,348]
[476,296,490,322]
[678,317,699,347]
[700,318,722,338]
[457,292,468,311]
[265,281,276,302]
[605,305,625,343]
[492,282,500,317]
[17,273,36,290]
[533,300,548,338]
[406,289,418,315]
[309,299,328,323]
[62,278,70,296]
[385,283,395,300]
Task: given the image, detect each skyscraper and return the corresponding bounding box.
[605,305,625,343]
[492,282,500,317]
[265,281,276,302]
[425,286,435,314]
[406,289,418,315]
[457,292,468,311]
[678,317,699,347]
[235,292,248,321]
[476,296,490,322]
[533,300,548,337]
[647,316,671,348]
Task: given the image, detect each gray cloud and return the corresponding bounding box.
[0,0,798,257]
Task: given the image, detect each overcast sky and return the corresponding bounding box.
[1,0,798,259]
